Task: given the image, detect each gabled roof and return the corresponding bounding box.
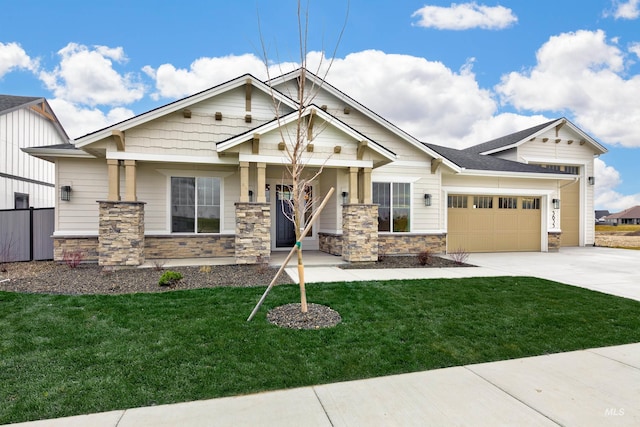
[217,104,397,164]
[424,142,573,176]
[595,210,610,219]
[0,94,42,114]
[74,73,299,148]
[0,94,70,142]
[22,143,94,161]
[464,117,607,156]
[268,68,458,170]
[606,206,640,219]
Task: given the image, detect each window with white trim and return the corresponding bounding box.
[448,195,467,208]
[498,197,517,209]
[171,177,221,233]
[522,197,541,210]
[473,196,493,209]
[373,182,410,232]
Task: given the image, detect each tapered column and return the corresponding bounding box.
[107,159,120,201]
[257,162,266,203]
[124,160,137,202]
[240,161,249,202]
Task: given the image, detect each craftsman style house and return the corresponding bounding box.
[24,69,607,267]
[1,95,69,209]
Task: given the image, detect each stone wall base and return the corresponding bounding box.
[548,232,561,252]
[145,235,234,259]
[342,204,378,262]
[318,232,343,256]
[235,202,271,264]
[379,233,446,255]
[98,201,145,267]
[54,237,99,262]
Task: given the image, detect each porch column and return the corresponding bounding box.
[107,159,120,201]
[342,203,378,262]
[362,167,372,204]
[124,160,137,202]
[349,167,359,204]
[98,200,146,267]
[257,162,266,203]
[240,161,249,202]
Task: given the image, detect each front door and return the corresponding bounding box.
[276,185,296,248]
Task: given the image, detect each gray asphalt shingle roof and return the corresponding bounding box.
[0,94,42,115]
[463,119,558,155]
[424,142,565,174]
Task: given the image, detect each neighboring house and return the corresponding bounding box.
[1,95,69,209]
[604,206,640,225]
[595,210,610,223]
[24,69,607,267]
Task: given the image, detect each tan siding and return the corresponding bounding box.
[56,158,107,233]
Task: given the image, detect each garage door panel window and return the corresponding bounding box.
[171,176,221,233]
[522,197,540,210]
[373,182,410,232]
[448,195,467,208]
[499,197,517,209]
[473,196,493,209]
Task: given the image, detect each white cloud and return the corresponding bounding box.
[630,42,640,58]
[48,98,135,139]
[39,43,144,106]
[411,2,517,30]
[0,42,38,77]
[594,158,640,210]
[307,50,497,145]
[605,0,640,19]
[496,30,640,148]
[144,54,271,100]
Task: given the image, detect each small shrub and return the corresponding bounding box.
[152,260,165,271]
[377,249,386,263]
[449,247,470,265]
[158,270,183,287]
[199,265,212,273]
[417,249,433,266]
[62,250,84,268]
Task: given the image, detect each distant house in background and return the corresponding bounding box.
[605,206,640,225]
[0,95,69,209]
[595,210,610,223]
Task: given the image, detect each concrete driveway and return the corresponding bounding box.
[468,246,640,301]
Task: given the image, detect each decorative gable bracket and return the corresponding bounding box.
[112,130,125,151]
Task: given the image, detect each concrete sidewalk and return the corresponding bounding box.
[11,343,640,426]
[8,247,640,426]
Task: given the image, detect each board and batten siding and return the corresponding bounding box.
[1,107,59,208]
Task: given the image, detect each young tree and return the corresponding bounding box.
[259,1,347,313]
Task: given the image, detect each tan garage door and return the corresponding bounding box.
[448,195,541,253]
[560,181,580,246]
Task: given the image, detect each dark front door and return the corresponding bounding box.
[276,185,296,247]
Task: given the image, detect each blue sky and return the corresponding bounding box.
[1,0,639,211]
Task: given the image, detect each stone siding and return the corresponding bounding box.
[379,233,446,255]
[318,232,343,256]
[342,204,378,262]
[548,232,561,252]
[235,202,270,264]
[98,201,145,267]
[145,235,235,259]
[53,237,99,262]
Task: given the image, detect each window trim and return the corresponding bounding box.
[373,181,412,233]
[168,175,224,234]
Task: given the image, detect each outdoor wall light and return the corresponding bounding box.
[60,185,72,202]
[248,190,254,202]
[424,193,432,206]
[552,198,560,209]
[588,176,595,185]
[341,191,348,204]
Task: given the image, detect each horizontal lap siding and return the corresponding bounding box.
[56,158,106,233]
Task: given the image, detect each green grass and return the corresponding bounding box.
[2,277,640,423]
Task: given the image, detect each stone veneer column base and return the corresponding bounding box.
[342,204,378,262]
[235,203,270,264]
[548,232,561,252]
[98,201,146,267]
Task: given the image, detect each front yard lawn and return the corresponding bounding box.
[2,276,640,424]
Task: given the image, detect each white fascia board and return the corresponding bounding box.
[521,156,590,167]
[443,186,555,196]
[107,151,238,165]
[21,147,96,159]
[238,153,373,168]
[75,75,297,148]
[480,119,565,155]
[457,169,575,180]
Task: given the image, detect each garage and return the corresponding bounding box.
[447,194,541,253]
